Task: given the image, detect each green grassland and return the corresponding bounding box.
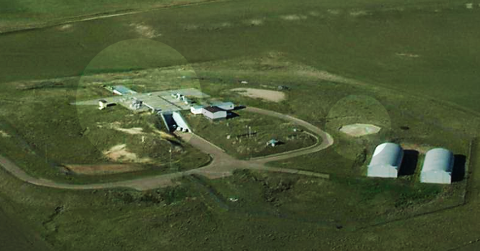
[0,0,220,33]
[0,0,480,250]
[0,165,468,251]
[1,0,479,114]
[184,110,317,159]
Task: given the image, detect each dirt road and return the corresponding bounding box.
[0,107,333,190]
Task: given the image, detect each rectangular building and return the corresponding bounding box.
[210,101,234,111]
[190,105,204,115]
[112,85,137,95]
[203,106,227,120]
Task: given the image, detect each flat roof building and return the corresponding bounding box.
[190,105,204,115]
[210,101,234,111]
[112,85,137,96]
[367,143,404,178]
[420,148,454,184]
[203,106,227,120]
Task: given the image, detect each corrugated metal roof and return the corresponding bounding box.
[113,85,135,95]
[369,142,404,170]
[422,148,454,173]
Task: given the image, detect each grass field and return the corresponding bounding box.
[184,109,317,159]
[1,0,480,250]
[1,0,479,114]
[0,0,222,32]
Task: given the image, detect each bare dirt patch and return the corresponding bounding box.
[245,19,264,26]
[97,122,145,135]
[396,52,420,58]
[350,10,370,17]
[129,23,160,38]
[339,124,381,137]
[65,164,144,175]
[0,130,10,138]
[400,143,432,154]
[115,127,144,135]
[327,9,341,15]
[280,14,307,21]
[103,144,152,163]
[56,24,73,31]
[295,69,367,87]
[231,88,286,102]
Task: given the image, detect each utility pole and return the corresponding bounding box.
[169,146,172,170]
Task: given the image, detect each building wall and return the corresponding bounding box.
[367,143,404,178]
[420,171,451,184]
[420,148,454,184]
[367,165,398,178]
[190,107,203,114]
[172,112,191,132]
[203,110,227,120]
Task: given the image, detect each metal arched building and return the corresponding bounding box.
[420,148,454,184]
[367,143,404,178]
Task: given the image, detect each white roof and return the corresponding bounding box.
[369,143,404,170]
[422,148,454,173]
[211,101,234,106]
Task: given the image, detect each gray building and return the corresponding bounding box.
[420,148,454,184]
[210,101,234,111]
[367,143,404,178]
[203,106,227,120]
[112,85,137,95]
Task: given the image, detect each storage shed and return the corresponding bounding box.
[190,105,204,115]
[367,143,404,178]
[210,101,234,111]
[420,148,454,184]
[203,106,227,120]
[112,85,136,95]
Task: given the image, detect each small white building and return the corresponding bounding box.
[210,101,234,111]
[98,100,108,110]
[190,105,204,115]
[203,106,227,120]
[112,85,136,96]
[367,143,404,178]
[420,148,454,184]
[266,139,279,147]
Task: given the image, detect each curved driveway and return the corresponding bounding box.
[0,107,334,191]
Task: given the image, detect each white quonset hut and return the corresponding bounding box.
[420,148,454,184]
[367,143,404,178]
[203,106,227,120]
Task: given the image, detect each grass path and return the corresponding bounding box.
[0,106,333,191]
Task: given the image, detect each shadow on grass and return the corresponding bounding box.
[399,150,419,176]
[452,154,466,182]
[233,105,246,111]
[226,111,239,119]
